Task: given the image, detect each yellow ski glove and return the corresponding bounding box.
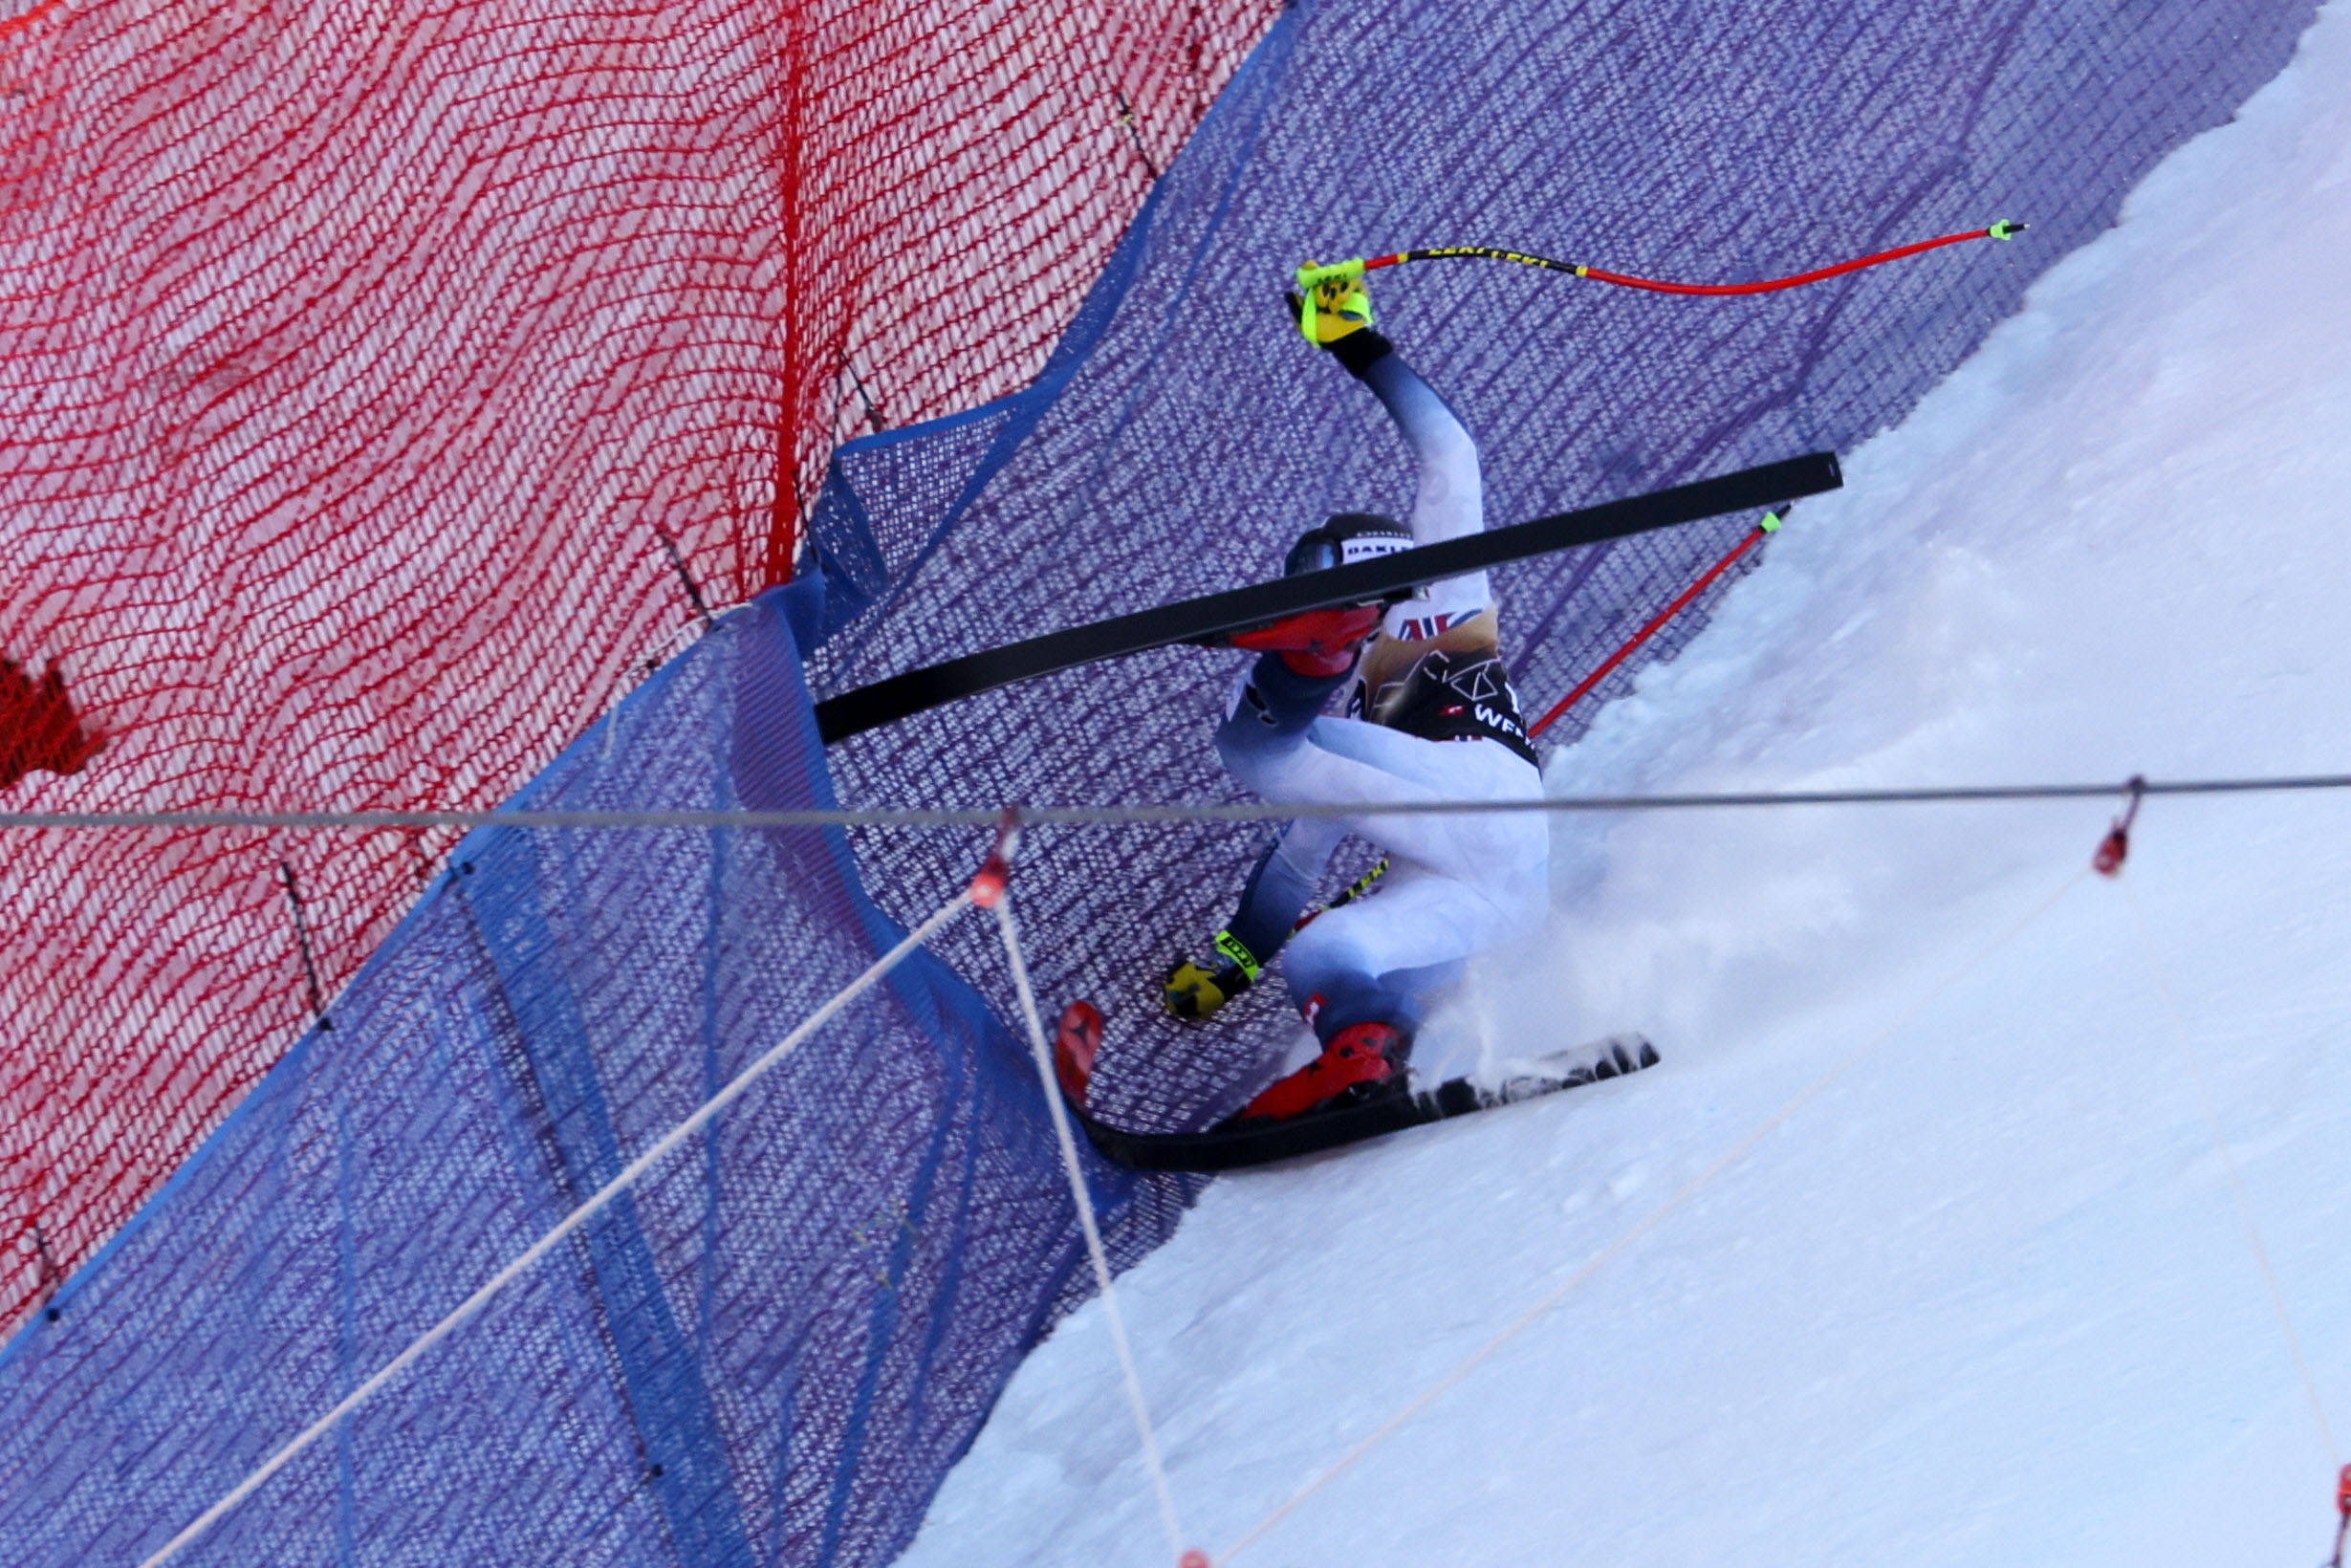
[1293,257,1373,346]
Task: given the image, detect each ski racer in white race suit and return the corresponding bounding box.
[1163,261,1547,1121]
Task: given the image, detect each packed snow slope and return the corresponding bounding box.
[900,8,2351,1567]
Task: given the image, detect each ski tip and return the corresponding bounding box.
[1585,1034,1659,1083]
[1054,1000,1103,1107]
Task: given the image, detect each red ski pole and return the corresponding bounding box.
[1359,221,2026,294]
[1527,509,1783,739]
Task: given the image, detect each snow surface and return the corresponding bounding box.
[903,10,2351,1565]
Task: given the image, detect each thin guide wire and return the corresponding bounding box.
[1217,865,2087,1564]
[992,885,1192,1564]
[10,771,2351,835]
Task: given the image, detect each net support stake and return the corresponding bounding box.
[277,860,333,1029]
[1114,87,1163,180]
[31,1221,60,1321]
[839,354,888,434]
[987,837,1195,1566]
[649,522,716,629]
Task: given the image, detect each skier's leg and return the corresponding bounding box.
[1227,817,1348,964]
[1234,868,1533,1121]
[1165,653,1357,1020]
[1217,714,1546,1107]
[1164,814,1346,1019]
[1282,867,1526,1038]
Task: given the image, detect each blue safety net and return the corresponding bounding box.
[0,588,1186,1567]
[0,2,2315,1565]
[805,0,2316,1135]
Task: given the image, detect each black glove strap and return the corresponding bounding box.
[1328,327,1394,379]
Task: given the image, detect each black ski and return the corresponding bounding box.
[816,450,1840,742]
[1052,1001,1658,1173]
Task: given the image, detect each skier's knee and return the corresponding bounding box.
[1302,970,1420,1046]
[1280,916,1360,996]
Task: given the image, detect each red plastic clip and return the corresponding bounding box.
[2328,1463,2351,1568]
[969,807,1022,908]
[1178,1552,1212,1568]
[2092,774,2147,877]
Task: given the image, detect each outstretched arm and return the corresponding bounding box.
[1330,332,1485,548]
[1318,317,1497,650]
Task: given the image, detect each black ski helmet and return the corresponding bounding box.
[1284,512,1411,577]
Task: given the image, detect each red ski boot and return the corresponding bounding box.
[1238,1021,1409,1122]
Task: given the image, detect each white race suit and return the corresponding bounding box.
[1212,338,1548,1044]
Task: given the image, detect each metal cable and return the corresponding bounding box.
[10,772,2351,834]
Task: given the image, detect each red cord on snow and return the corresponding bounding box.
[2092,775,2146,876]
[2329,1463,2351,1568]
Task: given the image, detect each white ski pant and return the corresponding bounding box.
[1216,701,1548,1032]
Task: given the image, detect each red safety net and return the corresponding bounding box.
[0,0,1278,1337]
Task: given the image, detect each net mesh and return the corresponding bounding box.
[0,0,2318,1563]
[0,590,1188,1567]
[804,0,2318,1131]
[0,0,1276,1337]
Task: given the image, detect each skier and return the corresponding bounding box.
[1163,261,1547,1121]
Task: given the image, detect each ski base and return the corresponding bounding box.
[1052,1002,1658,1173]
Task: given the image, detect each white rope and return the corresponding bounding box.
[990,889,1192,1566]
[2121,877,2340,1470]
[1214,864,2087,1565]
[137,889,977,1568]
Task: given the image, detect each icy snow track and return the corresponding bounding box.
[900,7,2351,1566]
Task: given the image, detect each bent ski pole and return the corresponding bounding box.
[1312,221,2025,298]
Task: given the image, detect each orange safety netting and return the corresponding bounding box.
[0,0,1278,1337]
